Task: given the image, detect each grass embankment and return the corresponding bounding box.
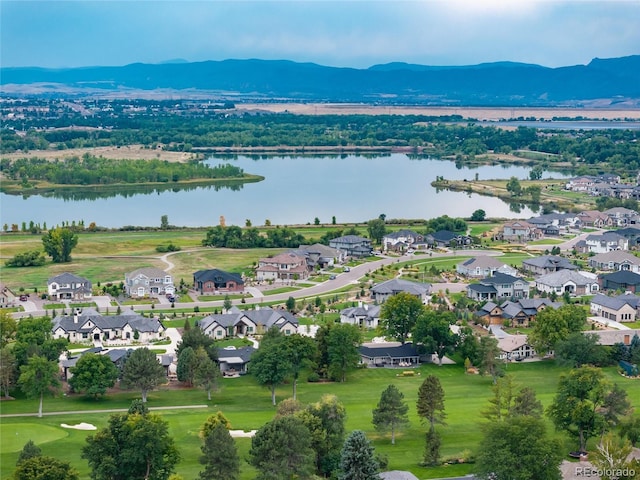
[431,178,595,211]
[1,362,638,480]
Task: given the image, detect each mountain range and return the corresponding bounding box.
[2,56,639,105]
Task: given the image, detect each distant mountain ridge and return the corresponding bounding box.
[2,56,639,105]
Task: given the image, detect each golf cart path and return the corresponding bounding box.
[0,404,209,418]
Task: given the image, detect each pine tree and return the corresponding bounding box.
[416,375,446,466]
[372,384,409,445]
[339,430,379,480]
[199,422,240,480]
[16,440,41,465]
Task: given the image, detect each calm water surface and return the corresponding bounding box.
[0,155,570,228]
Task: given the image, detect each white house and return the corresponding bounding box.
[47,272,92,300]
[340,303,381,328]
[199,306,299,339]
[456,256,517,278]
[124,267,174,298]
[535,270,599,296]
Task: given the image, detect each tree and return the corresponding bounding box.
[470,209,486,221]
[201,411,232,438]
[41,227,78,263]
[121,347,166,402]
[620,415,640,447]
[13,455,79,480]
[199,422,239,480]
[13,316,68,368]
[380,292,424,344]
[193,347,220,401]
[18,355,60,417]
[299,394,347,477]
[0,346,16,398]
[282,334,317,399]
[591,433,640,480]
[285,295,296,312]
[477,336,503,383]
[16,440,42,465]
[528,304,586,355]
[249,415,315,480]
[68,352,118,398]
[475,415,563,480]
[0,310,17,347]
[555,332,608,367]
[176,346,198,386]
[529,165,544,180]
[175,327,217,363]
[250,337,291,405]
[413,310,457,365]
[367,218,387,245]
[372,384,409,445]
[512,386,543,419]
[416,375,446,431]
[327,323,361,382]
[160,215,169,230]
[82,408,180,480]
[547,366,619,453]
[314,217,321,225]
[339,430,379,480]
[223,294,232,312]
[506,176,522,197]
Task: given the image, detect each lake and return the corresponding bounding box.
[0,154,571,228]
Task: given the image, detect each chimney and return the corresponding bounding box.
[358,301,363,308]
[73,311,79,324]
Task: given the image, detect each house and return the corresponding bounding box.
[585,329,640,346]
[574,232,628,254]
[340,303,381,328]
[199,306,299,339]
[291,243,344,269]
[47,272,92,300]
[500,220,542,242]
[256,252,309,282]
[590,292,640,322]
[383,230,426,252]
[0,283,16,307]
[603,207,640,226]
[466,273,530,301]
[576,210,613,228]
[193,269,244,294]
[426,230,472,248]
[329,235,373,258]
[52,308,165,344]
[609,226,640,247]
[528,213,581,228]
[61,347,134,381]
[565,176,596,192]
[588,251,640,273]
[359,342,420,367]
[456,256,517,278]
[535,270,599,296]
[475,298,560,327]
[521,255,577,276]
[599,271,640,293]
[217,346,255,375]
[124,267,174,298]
[371,279,431,304]
[497,335,536,361]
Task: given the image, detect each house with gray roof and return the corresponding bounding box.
[590,292,640,322]
[383,230,427,252]
[599,270,640,293]
[603,207,640,226]
[193,269,244,294]
[359,342,420,367]
[534,270,599,296]
[466,273,530,301]
[371,279,431,304]
[199,306,299,339]
[426,230,472,248]
[475,298,560,327]
[456,256,517,278]
[291,243,344,269]
[125,267,174,298]
[217,346,255,375]
[52,307,165,344]
[575,232,629,254]
[522,255,577,276]
[340,303,381,328]
[47,272,92,300]
[588,251,640,273]
[329,235,373,258]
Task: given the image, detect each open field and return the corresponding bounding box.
[0,144,199,162]
[239,103,640,120]
[1,363,638,480]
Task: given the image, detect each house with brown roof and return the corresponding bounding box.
[256,252,309,281]
[576,210,613,228]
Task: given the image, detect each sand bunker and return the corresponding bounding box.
[229,430,256,438]
[60,422,97,430]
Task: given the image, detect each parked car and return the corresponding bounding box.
[329,275,336,280]
[19,294,28,301]
[343,267,350,272]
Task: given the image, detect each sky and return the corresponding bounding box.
[1,1,639,69]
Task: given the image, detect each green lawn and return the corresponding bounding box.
[2,362,639,480]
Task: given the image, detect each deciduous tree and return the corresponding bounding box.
[0,346,16,398]
[18,355,60,417]
[14,455,79,480]
[413,310,457,365]
[528,304,586,355]
[380,292,423,344]
[478,336,503,383]
[250,337,291,406]
[41,227,78,263]
[372,384,409,445]
[193,347,220,401]
[339,430,379,480]
[327,323,361,382]
[282,333,317,399]
[366,218,387,245]
[121,347,166,403]
[68,352,119,399]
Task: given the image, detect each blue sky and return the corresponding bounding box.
[1,1,638,69]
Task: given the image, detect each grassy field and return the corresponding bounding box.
[1,362,638,480]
